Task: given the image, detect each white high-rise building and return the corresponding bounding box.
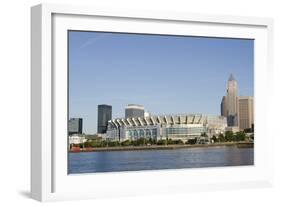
[225,74,239,126]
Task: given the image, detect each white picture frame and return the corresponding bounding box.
[31,3,274,202]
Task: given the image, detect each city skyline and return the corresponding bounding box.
[69,31,254,134]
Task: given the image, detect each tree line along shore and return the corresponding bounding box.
[69,131,254,152]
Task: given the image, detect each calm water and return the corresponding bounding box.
[68,146,254,174]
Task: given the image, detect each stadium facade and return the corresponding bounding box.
[106,114,227,142]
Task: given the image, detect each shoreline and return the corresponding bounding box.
[69,142,253,153]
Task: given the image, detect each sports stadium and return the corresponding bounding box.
[106,114,227,142]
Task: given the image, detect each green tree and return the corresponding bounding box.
[147,138,153,145]
[201,132,208,137]
[167,138,173,145]
[84,140,93,148]
[121,140,131,146]
[225,131,234,142]
[186,138,197,145]
[137,138,146,145]
[157,139,167,145]
[84,140,101,147]
[211,135,217,143]
[149,138,157,145]
[100,140,108,147]
[173,139,184,145]
[218,133,226,142]
[108,141,120,147]
[235,131,246,141]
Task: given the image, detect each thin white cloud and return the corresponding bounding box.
[79,34,105,49]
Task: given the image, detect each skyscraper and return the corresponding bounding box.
[97,104,112,134]
[225,74,239,126]
[239,96,254,131]
[125,104,145,118]
[220,96,227,117]
[68,118,83,135]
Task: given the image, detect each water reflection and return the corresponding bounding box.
[68,146,254,174]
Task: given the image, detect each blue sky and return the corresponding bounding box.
[69,31,254,134]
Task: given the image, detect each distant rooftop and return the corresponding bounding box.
[228,73,236,81]
[127,104,144,107]
[126,104,144,110]
[98,104,112,107]
[108,113,226,128]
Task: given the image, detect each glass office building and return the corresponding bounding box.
[106,114,227,142]
[97,104,112,134]
[68,118,83,135]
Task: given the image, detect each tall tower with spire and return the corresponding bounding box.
[225,74,239,126]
